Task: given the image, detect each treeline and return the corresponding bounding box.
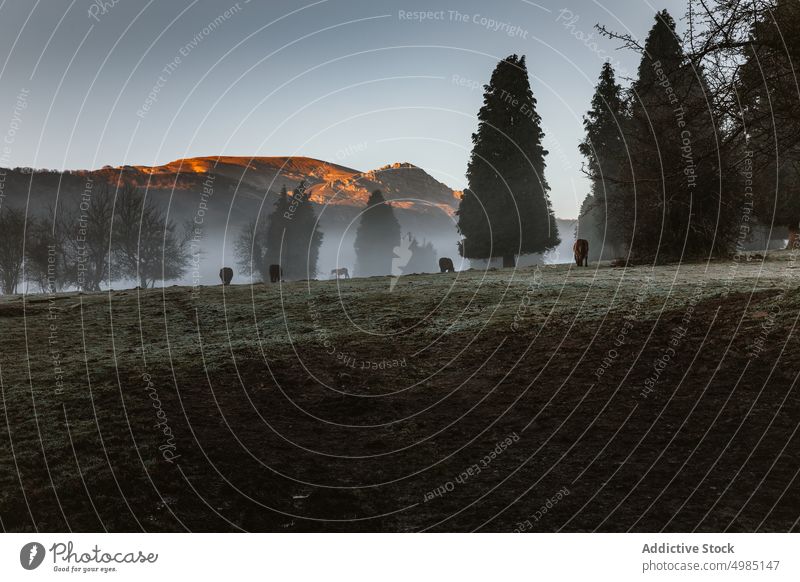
[0,175,441,295]
[578,2,800,261]
[234,183,439,282]
[235,182,323,281]
[0,185,192,294]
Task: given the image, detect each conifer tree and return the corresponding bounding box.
[457,54,559,268]
[266,185,291,267]
[283,181,323,279]
[624,9,735,259]
[578,63,627,256]
[236,185,289,282]
[354,189,401,276]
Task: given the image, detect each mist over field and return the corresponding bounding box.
[0,160,585,292]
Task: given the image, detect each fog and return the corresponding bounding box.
[1,166,579,294]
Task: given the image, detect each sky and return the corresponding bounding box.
[0,0,686,218]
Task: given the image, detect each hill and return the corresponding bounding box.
[3,156,459,217]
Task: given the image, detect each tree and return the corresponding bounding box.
[736,0,800,247]
[0,207,26,294]
[235,183,323,281]
[600,1,791,253]
[283,181,323,280]
[625,9,687,259]
[113,185,191,288]
[457,54,559,268]
[67,184,115,292]
[578,62,628,256]
[26,205,71,293]
[621,9,738,260]
[235,186,289,282]
[681,0,795,153]
[354,189,401,276]
[576,193,605,261]
[235,216,267,280]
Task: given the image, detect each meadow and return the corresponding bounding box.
[1,251,799,532]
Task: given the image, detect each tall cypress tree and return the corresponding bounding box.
[626,10,684,259]
[578,62,627,256]
[284,181,323,279]
[581,63,625,180]
[235,185,290,281]
[266,185,290,266]
[354,189,401,277]
[457,54,559,268]
[624,9,733,259]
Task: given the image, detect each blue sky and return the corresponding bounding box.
[0,0,685,217]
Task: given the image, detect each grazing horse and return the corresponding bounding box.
[439,257,455,273]
[573,239,589,267]
[269,264,282,283]
[219,267,233,285]
[330,267,350,279]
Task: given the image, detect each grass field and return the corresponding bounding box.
[2,251,799,532]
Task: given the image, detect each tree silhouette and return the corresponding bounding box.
[0,207,26,294]
[354,189,401,277]
[457,54,559,268]
[236,182,323,281]
[236,185,289,282]
[737,0,800,247]
[283,181,323,280]
[68,184,114,292]
[26,205,71,293]
[578,62,627,257]
[622,9,738,259]
[113,185,192,288]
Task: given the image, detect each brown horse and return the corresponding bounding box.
[269,264,282,283]
[438,257,455,273]
[219,267,233,285]
[573,239,589,267]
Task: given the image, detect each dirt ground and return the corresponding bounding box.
[1,250,799,532]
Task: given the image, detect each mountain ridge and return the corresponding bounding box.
[74,155,462,215]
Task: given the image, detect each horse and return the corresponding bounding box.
[438,257,455,273]
[269,264,282,283]
[573,239,589,267]
[330,267,350,279]
[219,267,233,285]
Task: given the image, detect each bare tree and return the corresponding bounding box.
[65,183,115,292]
[113,185,191,288]
[235,216,269,281]
[599,1,798,160]
[0,207,26,294]
[26,205,72,293]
